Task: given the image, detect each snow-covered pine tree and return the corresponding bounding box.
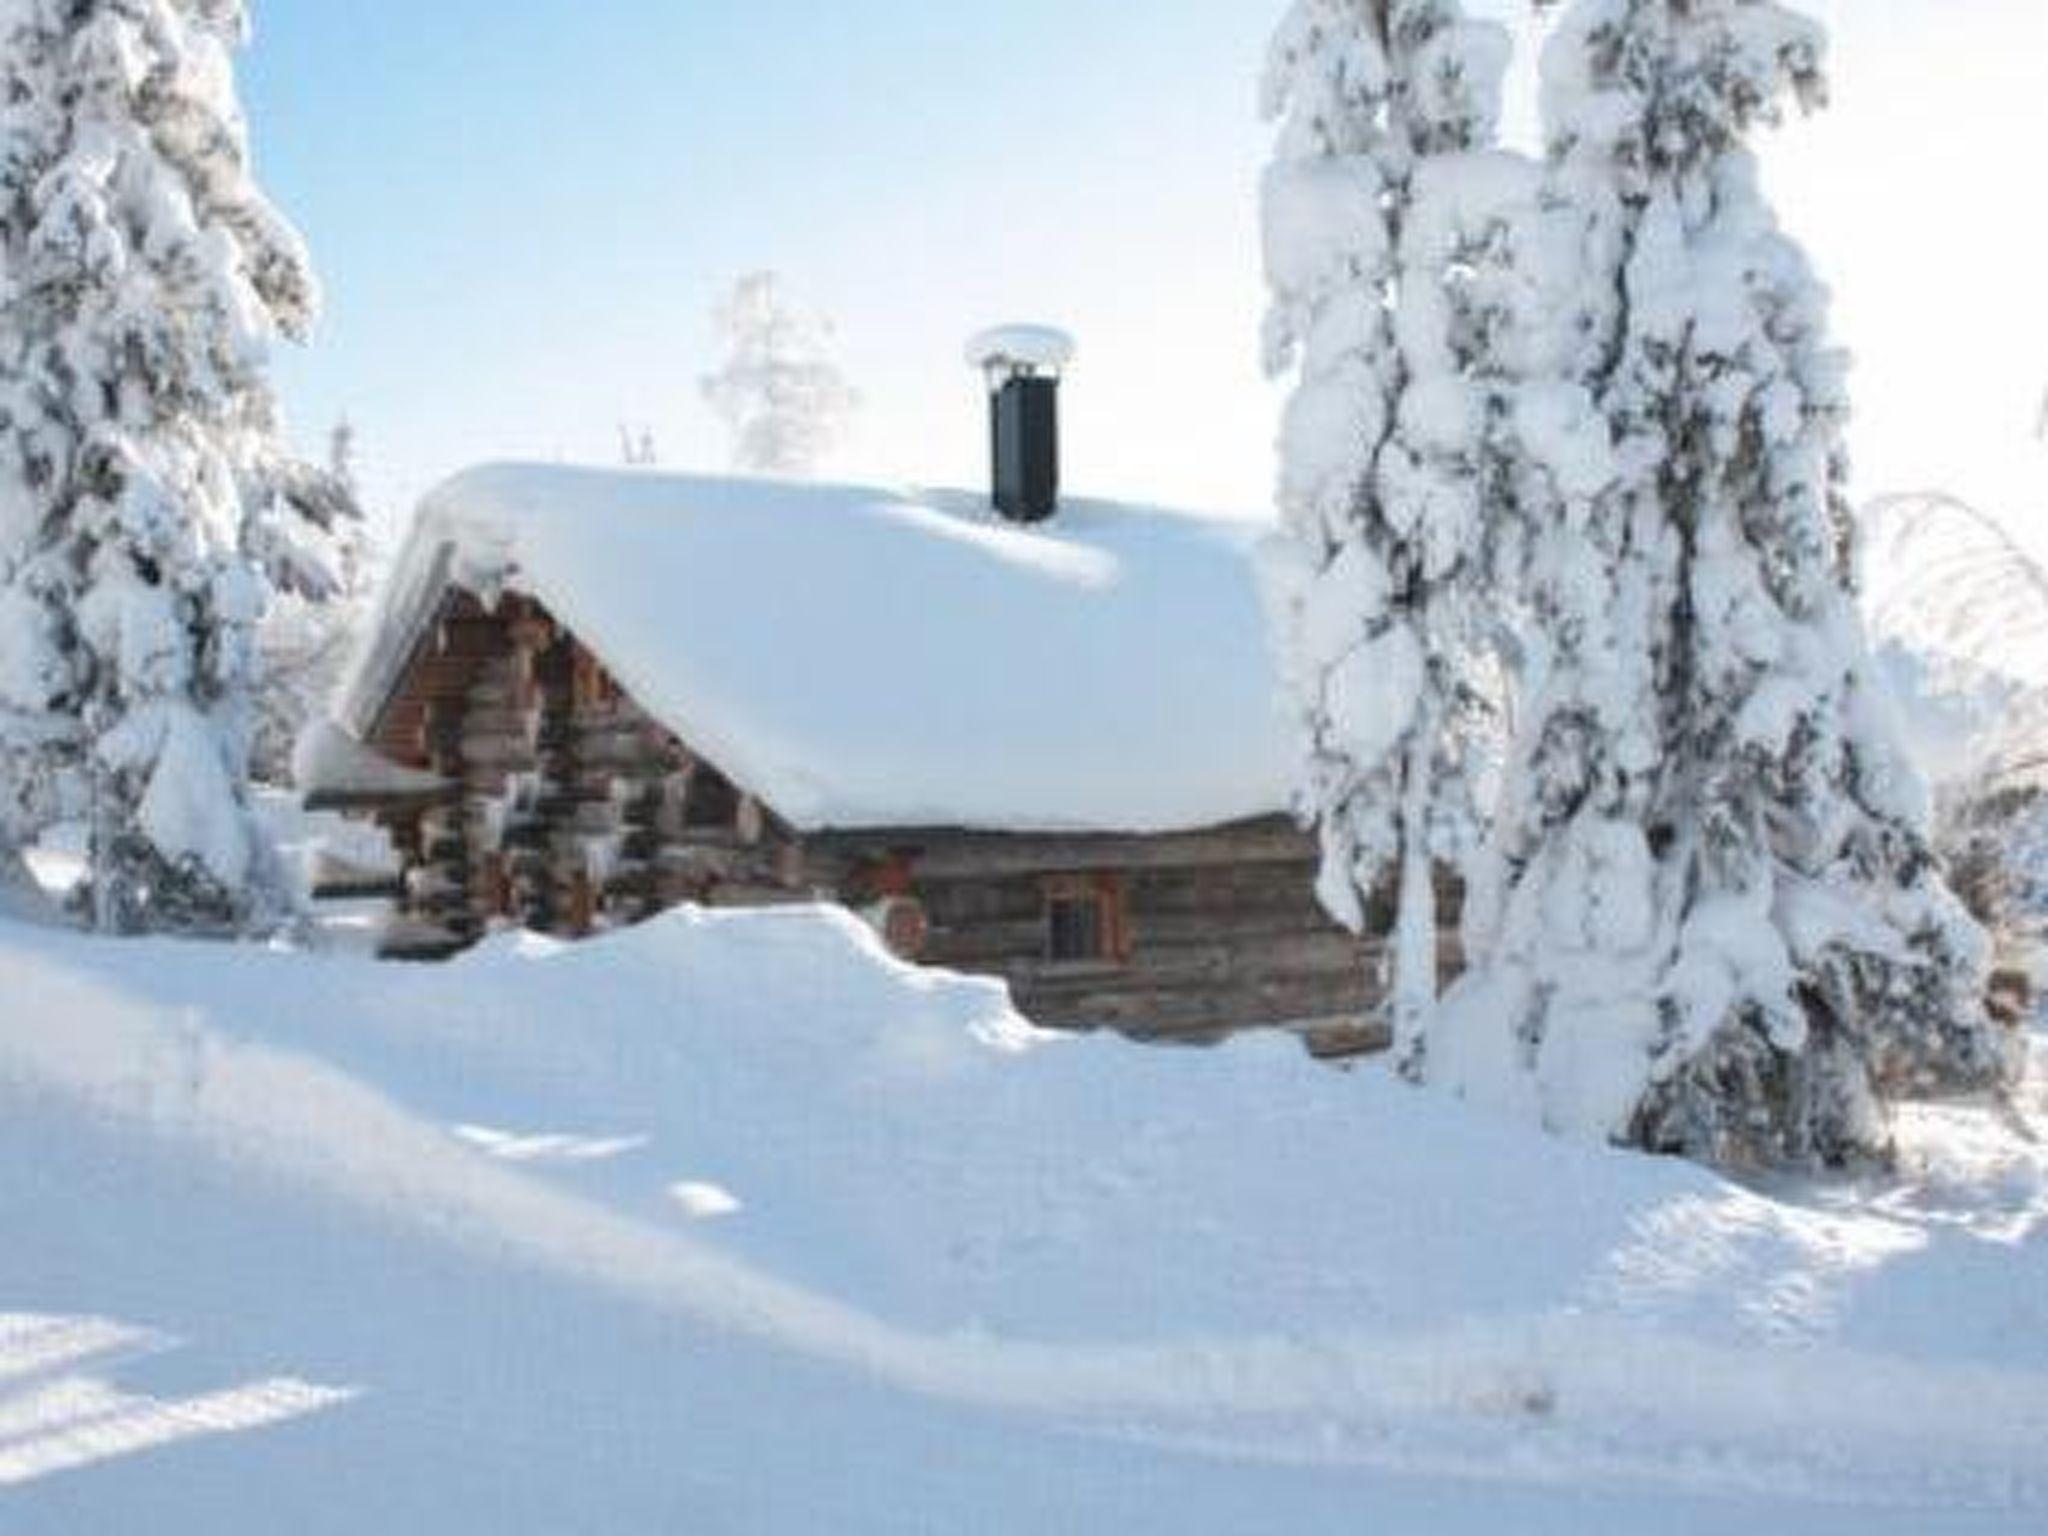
[700,271,857,478]
[1260,0,1513,1069]
[254,418,371,785]
[0,0,344,934]
[1469,0,2015,1164]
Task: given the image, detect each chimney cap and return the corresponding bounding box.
[965,324,1076,378]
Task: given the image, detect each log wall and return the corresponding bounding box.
[810,824,1455,1054]
[363,594,809,959]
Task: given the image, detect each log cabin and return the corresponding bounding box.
[300,331,1454,1056]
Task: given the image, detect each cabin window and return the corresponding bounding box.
[1043,874,1127,965]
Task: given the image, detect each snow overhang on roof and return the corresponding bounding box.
[319,463,1299,836]
[292,719,453,811]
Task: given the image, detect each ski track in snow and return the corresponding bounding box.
[0,1314,353,1489]
[3,944,2045,1512]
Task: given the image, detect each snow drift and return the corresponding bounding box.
[2,906,2046,1522]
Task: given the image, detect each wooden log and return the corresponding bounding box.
[809,819,1316,882]
[460,771,512,805]
[1017,982,1236,1034]
[914,877,1046,926]
[570,746,666,779]
[460,754,524,788]
[652,842,795,885]
[380,933,474,963]
[302,782,459,814]
[459,707,541,742]
[507,612,557,653]
[703,883,817,908]
[409,657,486,701]
[1136,909,1357,948]
[372,708,429,764]
[477,853,513,920]
[924,907,1359,964]
[435,615,513,659]
[651,826,750,855]
[996,930,1369,993]
[1123,866,1329,918]
[1298,1017,1393,1061]
[736,796,766,846]
[1017,973,1369,1036]
[311,872,406,902]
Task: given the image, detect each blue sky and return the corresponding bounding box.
[241,0,2047,540]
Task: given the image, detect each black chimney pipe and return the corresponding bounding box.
[991,374,1059,524]
[966,326,1074,524]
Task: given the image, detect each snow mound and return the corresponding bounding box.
[3,907,2048,1520]
[668,1181,743,1220]
[324,464,1295,834]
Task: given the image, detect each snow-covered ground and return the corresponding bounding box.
[2,903,2044,1531]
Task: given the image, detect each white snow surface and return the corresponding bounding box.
[322,463,1296,834]
[289,718,449,800]
[964,323,1077,374]
[3,905,2047,1529]
[0,1312,354,1490]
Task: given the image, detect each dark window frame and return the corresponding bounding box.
[1042,873,1130,966]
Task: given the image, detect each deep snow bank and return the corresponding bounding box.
[2,907,2047,1512]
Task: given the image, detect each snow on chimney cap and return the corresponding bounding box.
[965,324,1076,376]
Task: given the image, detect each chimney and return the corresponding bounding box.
[965,325,1075,523]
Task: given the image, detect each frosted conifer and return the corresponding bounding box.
[0,0,343,933]
[700,272,857,478]
[254,418,371,785]
[1260,0,1513,1068]
[1458,0,2015,1164]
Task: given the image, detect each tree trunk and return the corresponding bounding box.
[1391,722,1437,1079]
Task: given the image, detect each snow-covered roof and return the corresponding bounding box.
[293,719,452,804]
[326,464,1298,835]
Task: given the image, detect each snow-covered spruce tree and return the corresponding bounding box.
[0,0,346,934]
[700,271,857,478]
[253,419,371,785]
[1466,0,2015,1164]
[1260,0,1513,1069]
